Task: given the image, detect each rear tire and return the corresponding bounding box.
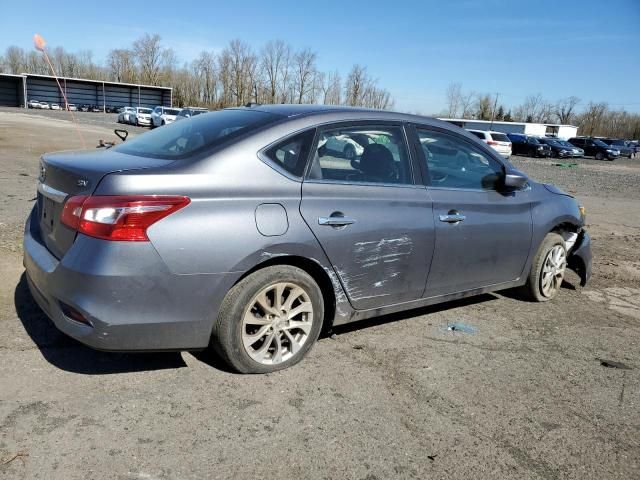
[212,266,324,373]
[595,152,604,160]
[517,233,567,302]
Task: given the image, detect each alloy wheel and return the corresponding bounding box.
[540,244,566,298]
[242,282,314,365]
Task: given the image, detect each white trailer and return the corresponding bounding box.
[440,118,577,139]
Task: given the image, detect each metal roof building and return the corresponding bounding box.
[439,118,578,139]
[0,73,172,110]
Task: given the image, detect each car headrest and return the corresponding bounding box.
[358,144,396,182]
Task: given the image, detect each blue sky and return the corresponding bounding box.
[1,0,639,113]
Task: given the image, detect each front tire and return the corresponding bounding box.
[518,233,567,302]
[595,152,604,160]
[212,266,324,373]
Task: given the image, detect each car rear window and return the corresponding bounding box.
[469,131,485,139]
[489,133,509,142]
[115,109,281,159]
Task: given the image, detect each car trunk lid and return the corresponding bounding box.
[37,149,174,259]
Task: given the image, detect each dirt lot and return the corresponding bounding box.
[0,108,638,479]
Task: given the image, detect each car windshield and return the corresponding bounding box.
[528,137,541,144]
[115,109,281,159]
[593,139,609,147]
[138,108,152,114]
[165,108,180,115]
[610,140,625,146]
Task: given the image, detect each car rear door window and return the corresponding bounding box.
[307,125,412,185]
[263,129,315,177]
[416,128,503,191]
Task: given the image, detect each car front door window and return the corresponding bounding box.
[417,129,503,190]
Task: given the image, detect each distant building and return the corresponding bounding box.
[0,72,172,109]
[439,118,578,140]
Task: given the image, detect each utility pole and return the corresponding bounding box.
[489,92,500,130]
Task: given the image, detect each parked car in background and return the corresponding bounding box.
[66,104,77,111]
[555,139,584,157]
[27,99,40,109]
[174,107,209,121]
[568,137,619,160]
[507,133,552,157]
[50,103,61,110]
[38,102,50,110]
[117,107,136,124]
[25,105,591,373]
[132,107,153,126]
[537,137,581,158]
[599,138,636,159]
[318,132,364,159]
[151,106,182,128]
[79,104,90,112]
[627,141,640,154]
[467,129,512,159]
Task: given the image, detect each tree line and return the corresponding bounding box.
[0,34,393,110]
[444,82,640,140]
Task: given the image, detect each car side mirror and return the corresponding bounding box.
[503,168,528,190]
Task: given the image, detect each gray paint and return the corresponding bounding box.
[24,104,592,351]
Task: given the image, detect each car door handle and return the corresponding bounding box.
[318,216,356,227]
[439,213,466,223]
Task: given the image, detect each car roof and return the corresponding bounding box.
[226,104,459,130]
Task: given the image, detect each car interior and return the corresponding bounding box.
[309,127,411,184]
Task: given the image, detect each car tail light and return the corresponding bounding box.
[61,195,190,241]
[487,140,498,145]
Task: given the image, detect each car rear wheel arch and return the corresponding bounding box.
[231,255,338,335]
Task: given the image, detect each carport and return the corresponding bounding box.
[23,73,172,110]
[0,73,26,107]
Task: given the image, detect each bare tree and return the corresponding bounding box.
[514,94,545,122]
[320,70,341,105]
[344,65,368,106]
[107,49,137,83]
[445,82,463,117]
[292,48,317,104]
[260,40,291,104]
[475,93,493,120]
[225,39,257,106]
[577,102,609,136]
[133,34,165,84]
[460,90,476,118]
[555,96,581,124]
[4,46,26,74]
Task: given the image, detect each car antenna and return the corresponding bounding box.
[33,34,87,149]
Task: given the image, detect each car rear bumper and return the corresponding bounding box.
[23,207,229,351]
[568,229,592,287]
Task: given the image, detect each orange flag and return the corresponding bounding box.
[33,34,46,52]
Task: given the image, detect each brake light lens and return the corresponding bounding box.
[61,195,190,241]
[487,140,498,145]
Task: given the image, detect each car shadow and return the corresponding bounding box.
[326,293,499,337]
[14,273,187,375]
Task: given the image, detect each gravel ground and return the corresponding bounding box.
[0,108,638,479]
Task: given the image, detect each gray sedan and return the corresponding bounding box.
[24,105,592,373]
